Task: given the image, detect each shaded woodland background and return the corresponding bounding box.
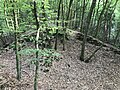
[0,0,120,90]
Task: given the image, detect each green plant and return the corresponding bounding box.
[18,48,61,90]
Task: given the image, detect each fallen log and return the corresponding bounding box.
[68,30,120,55]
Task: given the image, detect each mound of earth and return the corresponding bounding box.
[0,37,120,90]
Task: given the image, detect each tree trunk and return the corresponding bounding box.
[54,0,62,50]
[80,0,97,61]
[12,0,21,81]
[94,0,108,38]
[33,0,40,90]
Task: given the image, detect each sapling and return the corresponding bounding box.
[18,48,61,90]
[12,0,21,80]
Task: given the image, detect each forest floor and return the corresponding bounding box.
[0,37,120,90]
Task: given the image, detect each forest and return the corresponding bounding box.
[0,0,120,90]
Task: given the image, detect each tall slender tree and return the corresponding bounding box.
[54,0,62,50]
[80,0,97,62]
[32,0,40,90]
[12,0,21,80]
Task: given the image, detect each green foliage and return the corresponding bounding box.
[18,48,61,66]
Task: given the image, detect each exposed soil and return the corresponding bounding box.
[0,37,120,90]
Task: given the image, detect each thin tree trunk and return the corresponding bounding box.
[33,0,40,90]
[80,0,86,33]
[54,0,62,50]
[4,0,10,28]
[80,0,97,61]
[61,1,65,50]
[94,0,108,38]
[12,0,21,81]
[63,0,74,50]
